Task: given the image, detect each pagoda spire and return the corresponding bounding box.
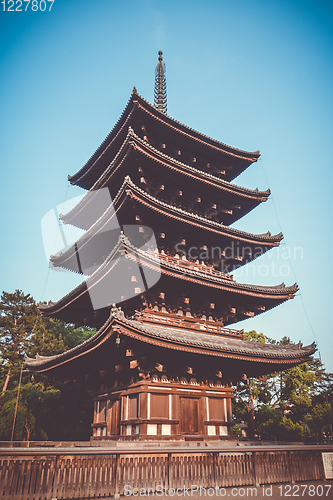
[154,50,167,114]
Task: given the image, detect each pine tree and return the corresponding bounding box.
[0,290,37,391]
[233,332,333,442]
[0,289,96,441]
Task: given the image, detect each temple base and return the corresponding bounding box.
[91,379,235,442]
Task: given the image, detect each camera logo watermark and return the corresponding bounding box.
[41,188,161,310]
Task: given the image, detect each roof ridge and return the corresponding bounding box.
[121,239,298,295]
[58,176,282,266]
[69,89,260,186]
[42,233,297,320]
[129,131,269,198]
[112,316,315,360]
[68,90,136,185]
[63,129,269,227]
[134,90,260,159]
[118,177,281,242]
[26,312,316,370]
[54,229,297,296]
[62,128,135,224]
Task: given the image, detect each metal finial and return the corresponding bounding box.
[154,51,167,114]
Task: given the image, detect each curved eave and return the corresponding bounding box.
[118,180,279,244]
[63,130,268,228]
[68,90,260,188]
[133,133,271,197]
[52,181,282,273]
[119,318,316,365]
[112,133,268,199]
[134,92,260,162]
[125,243,298,299]
[68,91,135,186]
[41,236,297,325]
[52,178,282,272]
[25,314,114,373]
[25,313,316,374]
[59,177,281,254]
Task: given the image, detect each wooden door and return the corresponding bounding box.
[108,399,121,436]
[180,397,199,434]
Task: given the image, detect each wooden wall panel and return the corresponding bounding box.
[151,394,169,418]
[180,397,199,434]
[98,400,107,422]
[128,394,138,419]
[209,397,225,421]
[108,399,121,435]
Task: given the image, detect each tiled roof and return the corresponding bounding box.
[60,176,281,248]
[132,90,260,160]
[69,89,260,187]
[122,315,315,361]
[70,128,269,208]
[25,307,316,372]
[43,233,297,326]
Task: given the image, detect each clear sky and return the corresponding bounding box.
[1,0,332,371]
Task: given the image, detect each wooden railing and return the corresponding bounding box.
[137,310,244,337]
[0,444,329,499]
[157,252,234,281]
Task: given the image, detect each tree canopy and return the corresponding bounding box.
[0,290,95,441]
[233,331,333,442]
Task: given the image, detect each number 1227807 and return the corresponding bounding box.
[1,0,54,11]
[278,484,331,496]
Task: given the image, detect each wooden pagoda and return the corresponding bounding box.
[26,52,316,442]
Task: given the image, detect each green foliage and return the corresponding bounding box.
[27,317,67,357]
[244,330,266,343]
[27,317,96,358]
[0,290,95,441]
[0,381,60,440]
[302,403,332,439]
[61,325,96,350]
[233,423,242,438]
[0,290,37,373]
[255,405,283,440]
[233,331,333,442]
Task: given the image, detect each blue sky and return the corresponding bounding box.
[1,0,333,371]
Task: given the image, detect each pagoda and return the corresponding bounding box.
[26,52,316,441]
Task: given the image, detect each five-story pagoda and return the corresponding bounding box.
[26,52,316,441]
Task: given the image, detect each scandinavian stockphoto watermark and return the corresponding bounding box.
[41,188,161,310]
[124,484,259,497]
[174,242,304,279]
[123,483,332,497]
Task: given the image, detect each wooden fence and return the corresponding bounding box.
[0,445,330,499]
